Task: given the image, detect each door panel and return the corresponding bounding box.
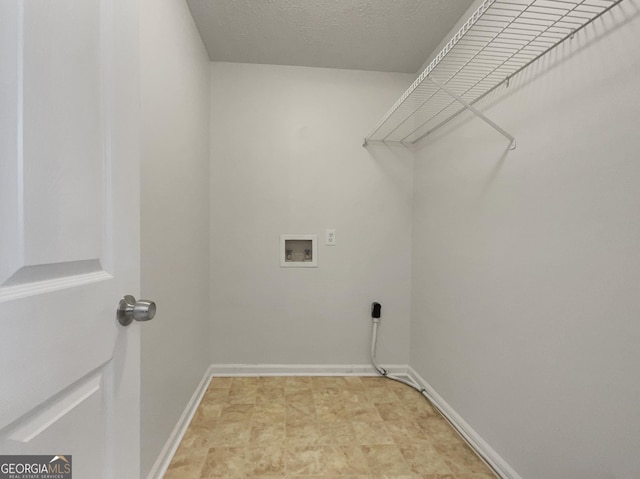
[0,0,140,477]
[0,1,21,286]
[2,0,105,286]
[2,371,106,474]
[22,0,104,268]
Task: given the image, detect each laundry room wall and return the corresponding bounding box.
[209,63,414,368]
[410,1,640,478]
[140,0,211,476]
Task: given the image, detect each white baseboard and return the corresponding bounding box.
[146,365,214,479]
[209,363,409,377]
[407,366,522,479]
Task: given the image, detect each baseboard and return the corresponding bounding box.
[407,366,522,479]
[146,363,520,479]
[209,363,409,377]
[146,365,214,479]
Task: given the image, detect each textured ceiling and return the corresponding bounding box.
[186,0,475,73]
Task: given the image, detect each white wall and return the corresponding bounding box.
[410,2,640,478]
[210,63,414,366]
[140,0,210,476]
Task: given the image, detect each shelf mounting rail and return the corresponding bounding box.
[363,0,624,147]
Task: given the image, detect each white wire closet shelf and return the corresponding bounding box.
[364,0,624,147]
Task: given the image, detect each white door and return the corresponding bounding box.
[0,0,142,478]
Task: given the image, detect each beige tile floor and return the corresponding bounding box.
[164,376,497,479]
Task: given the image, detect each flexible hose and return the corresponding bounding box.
[371,321,388,376]
[370,320,426,392]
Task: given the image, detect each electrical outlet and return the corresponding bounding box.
[325,229,336,246]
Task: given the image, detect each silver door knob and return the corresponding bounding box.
[117,295,156,326]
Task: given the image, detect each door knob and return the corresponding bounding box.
[117,295,156,326]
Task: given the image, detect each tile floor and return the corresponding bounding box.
[164,376,497,479]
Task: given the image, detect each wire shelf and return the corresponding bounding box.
[364,0,624,146]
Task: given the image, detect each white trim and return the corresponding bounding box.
[407,366,523,479]
[146,365,214,479]
[208,363,409,377]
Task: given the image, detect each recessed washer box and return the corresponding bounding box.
[280,235,317,267]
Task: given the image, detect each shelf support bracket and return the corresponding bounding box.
[427,76,516,150]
